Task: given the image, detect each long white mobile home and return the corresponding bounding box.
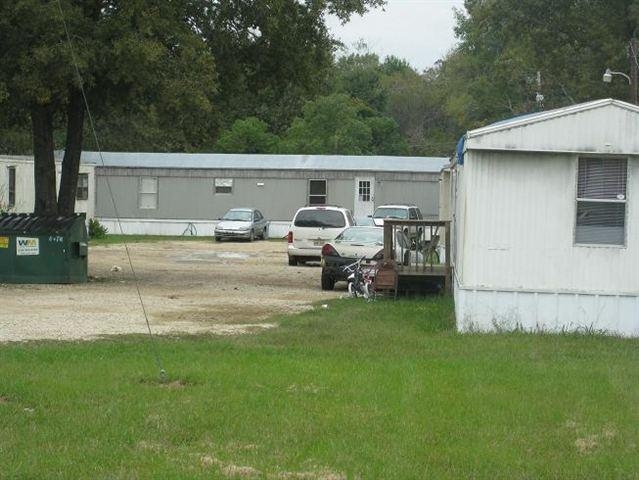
[452,99,639,336]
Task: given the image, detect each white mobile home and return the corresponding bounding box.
[88,153,448,237]
[452,99,639,336]
[0,155,95,218]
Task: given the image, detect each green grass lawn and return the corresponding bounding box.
[2,297,639,479]
[89,234,214,246]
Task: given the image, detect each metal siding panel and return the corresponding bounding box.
[455,285,639,336]
[95,176,139,218]
[460,152,639,294]
[161,177,213,219]
[329,179,356,212]
[468,104,639,154]
[452,165,467,281]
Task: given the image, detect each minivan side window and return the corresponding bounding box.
[294,210,346,228]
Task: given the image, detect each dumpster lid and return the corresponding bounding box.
[0,214,85,235]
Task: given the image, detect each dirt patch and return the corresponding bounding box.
[0,240,342,342]
[575,435,599,454]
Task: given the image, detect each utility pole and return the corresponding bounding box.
[630,37,638,105]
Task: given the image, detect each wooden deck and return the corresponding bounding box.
[383,220,452,294]
[397,264,448,276]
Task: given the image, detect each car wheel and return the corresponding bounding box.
[321,270,335,291]
[214,236,221,242]
[288,255,298,266]
[248,230,255,242]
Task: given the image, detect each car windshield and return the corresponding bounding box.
[336,227,382,243]
[222,210,252,221]
[373,207,409,219]
[294,210,345,228]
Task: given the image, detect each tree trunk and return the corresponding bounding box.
[31,103,58,216]
[58,87,86,215]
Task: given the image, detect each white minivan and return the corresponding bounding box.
[287,206,355,265]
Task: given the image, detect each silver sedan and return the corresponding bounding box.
[214,208,269,242]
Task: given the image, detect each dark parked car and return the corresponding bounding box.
[214,208,269,241]
[320,226,415,290]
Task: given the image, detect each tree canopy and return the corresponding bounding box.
[2,0,639,214]
[0,0,383,214]
[216,117,279,153]
[280,93,407,155]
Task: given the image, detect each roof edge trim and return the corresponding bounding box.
[466,99,639,140]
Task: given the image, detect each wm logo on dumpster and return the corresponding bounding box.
[16,237,40,256]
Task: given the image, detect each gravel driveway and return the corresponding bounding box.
[1,240,341,342]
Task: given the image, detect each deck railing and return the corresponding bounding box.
[382,219,452,294]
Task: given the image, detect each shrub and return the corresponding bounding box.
[88,218,108,239]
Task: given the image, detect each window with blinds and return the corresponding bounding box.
[76,173,89,201]
[7,166,15,207]
[575,158,627,245]
[214,178,233,194]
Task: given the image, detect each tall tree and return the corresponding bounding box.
[406,0,639,156]
[216,117,280,153]
[281,93,407,155]
[0,0,217,215]
[199,0,384,133]
[446,0,639,125]
[333,50,388,112]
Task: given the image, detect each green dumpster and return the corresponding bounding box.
[0,213,88,284]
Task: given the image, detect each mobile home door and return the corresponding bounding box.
[354,177,375,219]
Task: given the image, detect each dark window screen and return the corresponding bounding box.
[309,180,327,205]
[294,210,345,228]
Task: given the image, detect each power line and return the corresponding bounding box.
[55,0,167,383]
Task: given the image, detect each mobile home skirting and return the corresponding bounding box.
[454,278,639,337]
[98,217,292,238]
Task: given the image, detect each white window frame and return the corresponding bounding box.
[575,157,627,246]
[215,178,233,195]
[308,179,327,205]
[139,176,158,210]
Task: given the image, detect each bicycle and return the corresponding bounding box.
[342,258,376,300]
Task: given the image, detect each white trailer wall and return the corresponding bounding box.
[454,151,639,336]
[0,155,95,218]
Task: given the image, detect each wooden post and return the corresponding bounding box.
[383,222,393,260]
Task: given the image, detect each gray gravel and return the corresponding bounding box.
[1,240,340,343]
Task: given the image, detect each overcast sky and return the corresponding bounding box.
[326,0,466,72]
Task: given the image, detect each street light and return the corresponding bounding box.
[602,68,631,84]
[602,38,638,105]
